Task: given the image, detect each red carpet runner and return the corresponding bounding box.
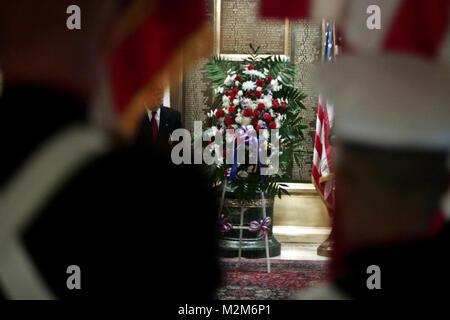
[217,258,329,300]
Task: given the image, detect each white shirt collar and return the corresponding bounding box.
[147,107,160,119]
[147,107,161,127]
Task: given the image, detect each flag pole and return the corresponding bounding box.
[315,20,336,258]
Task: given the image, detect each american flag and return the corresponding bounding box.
[312,21,335,209]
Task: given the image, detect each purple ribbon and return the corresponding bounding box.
[218,214,233,233]
[249,216,272,240]
[229,126,260,180]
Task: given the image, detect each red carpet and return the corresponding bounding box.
[216,258,329,300]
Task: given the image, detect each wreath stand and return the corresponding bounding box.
[218,181,272,273]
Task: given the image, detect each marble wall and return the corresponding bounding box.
[290,21,322,181]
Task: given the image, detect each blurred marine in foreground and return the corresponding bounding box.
[0,0,218,299]
[259,0,450,299]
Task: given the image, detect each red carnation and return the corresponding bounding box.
[264,113,272,122]
[251,117,259,126]
[272,99,279,109]
[243,108,253,117]
[232,87,239,95]
[282,102,286,110]
[247,65,254,70]
[256,125,261,132]
[255,91,262,98]
[267,75,273,83]
[229,96,234,102]
[228,106,236,113]
[253,110,261,116]
[258,103,265,110]
[235,75,242,82]
[225,117,233,125]
[215,109,225,118]
[226,90,230,96]
[256,79,265,87]
[269,121,277,129]
[247,92,254,99]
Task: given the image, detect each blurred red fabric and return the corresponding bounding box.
[110,0,207,114]
[260,0,310,19]
[383,0,449,58]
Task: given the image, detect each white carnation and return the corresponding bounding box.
[270,80,283,92]
[243,69,266,78]
[224,75,234,86]
[222,95,229,104]
[242,81,256,91]
[214,87,224,95]
[263,96,272,109]
[241,117,250,126]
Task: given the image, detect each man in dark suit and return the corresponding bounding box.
[135,104,183,149]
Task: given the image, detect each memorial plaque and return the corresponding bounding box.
[183,59,212,132]
[217,0,288,55]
